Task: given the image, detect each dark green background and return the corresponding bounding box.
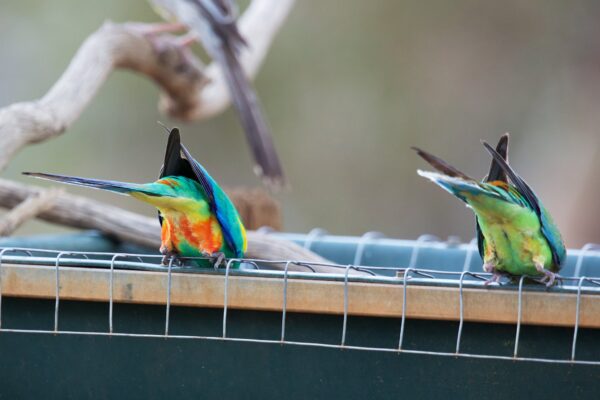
[0,297,598,399]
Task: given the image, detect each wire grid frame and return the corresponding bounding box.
[0,237,599,367]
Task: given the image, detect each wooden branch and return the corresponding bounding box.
[0,189,61,236]
[0,0,295,171]
[0,178,364,274]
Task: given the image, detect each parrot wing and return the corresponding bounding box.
[477,134,510,259]
[22,172,172,198]
[412,147,474,180]
[160,127,242,256]
[179,142,242,257]
[482,141,565,267]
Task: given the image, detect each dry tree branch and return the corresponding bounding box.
[0,188,62,236]
[0,0,295,171]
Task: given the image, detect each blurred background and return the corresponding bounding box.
[1,0,599,247]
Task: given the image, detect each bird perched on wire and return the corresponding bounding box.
[413,134,566,286]
[148,0,286,188]
[24,128,247,268]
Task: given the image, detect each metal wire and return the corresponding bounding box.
[0,236,599,366]
[574,243,600,277]
[0,327,599,366]
[572,276,585,361]
[303,228,328,250]
[0,248,34,329]
[109,254,119,334]
[353,232,385,266]
[408,234,440,269]
[398,268,413,351]
[340,265,352,346]
[571,277,600,361]
[456,271,469,353]
[54,252,75,333]
[164,257,174,336]
[222,258,237,339]
[280,261,292,342]
[455,271,488,354]
[513,275,526,358]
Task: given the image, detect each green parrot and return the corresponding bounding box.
[413,134,566,286]
[24,128,247,268]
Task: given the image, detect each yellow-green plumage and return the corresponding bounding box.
[463,185,556,276]
[414,135,566,286]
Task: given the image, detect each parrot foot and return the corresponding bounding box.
[160,251,183,266]
[199,251,226,269]
[211,252,226,270]
[482,262,503,285]
[535,262,557,287]
[484,271,503,286]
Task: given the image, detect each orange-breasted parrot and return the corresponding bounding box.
[413,134,566,286]
[24,128,247,268]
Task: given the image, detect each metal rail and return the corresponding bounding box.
[0,234,599,366]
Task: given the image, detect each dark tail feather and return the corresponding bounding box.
[161,128,183,177]
[23,172,149,195]
[411,147,474,180]
[485,133,509,182]
[217,46,286,188]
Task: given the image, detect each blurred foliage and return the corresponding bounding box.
[1,0,599,246]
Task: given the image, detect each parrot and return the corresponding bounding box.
[413,134,566,286]
[24,128,247,268]
[148,0,286,188]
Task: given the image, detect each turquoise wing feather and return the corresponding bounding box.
[482,142,566,267]
[179,142,246,257]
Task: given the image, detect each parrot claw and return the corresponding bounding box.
[211,252,226,270]
[482,262,503,285]
[540,271,557,287]
[535,262,557,287]
[484,271,503,286]
[160,250,183,266]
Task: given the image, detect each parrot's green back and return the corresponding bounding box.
[414,136,566,280]
[460,179,559,275]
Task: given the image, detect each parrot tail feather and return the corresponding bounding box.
[417,170,502,201]
[217,46,286,188]
[23,172,163,197]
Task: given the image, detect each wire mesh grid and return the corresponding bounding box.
[0,234,599,367]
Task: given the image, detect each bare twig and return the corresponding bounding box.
[0,0,295,171]
[0,178,363,274]
[0,189,62,236]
